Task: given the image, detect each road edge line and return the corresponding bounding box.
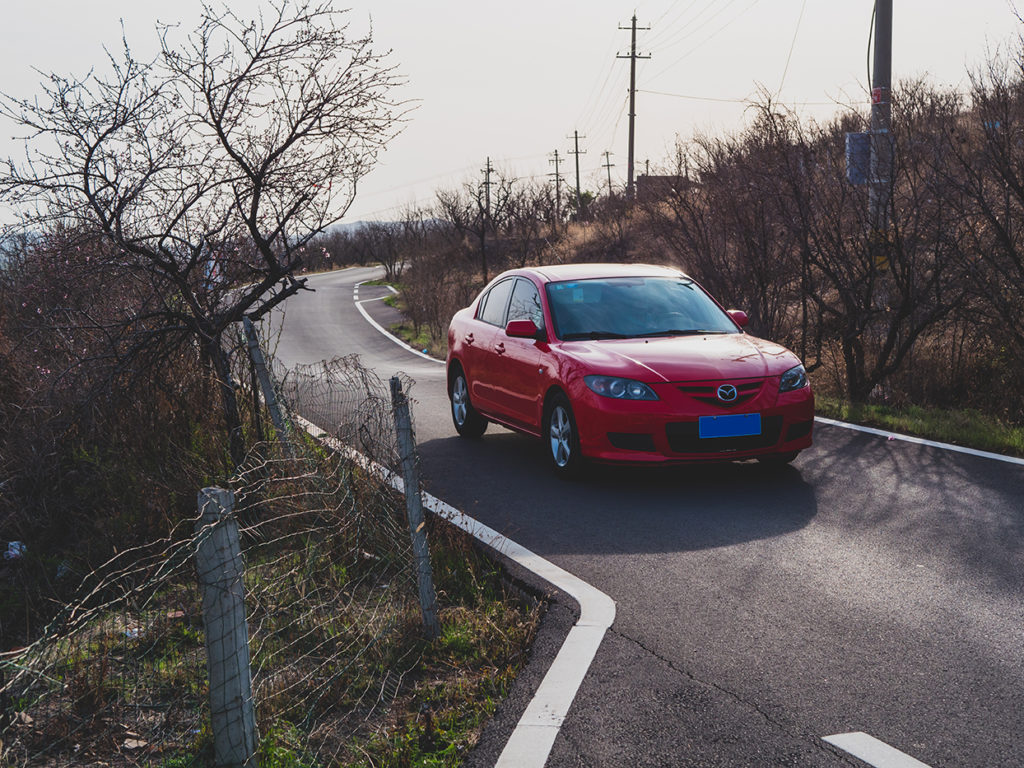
[814,416,1024,466]
[291,414,616,768]
[823,732,933,767]
[353,280,444,364]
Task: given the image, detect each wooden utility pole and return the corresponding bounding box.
[480,157,494,283]
[549,149,564,224]
[602,151,615,198]
[618,14,650,201]
[568,130,586,216]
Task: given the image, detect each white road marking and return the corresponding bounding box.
[292,414,615,768]
[823,732,933,767]
[815,416,1024,466]
[353,280,443,364]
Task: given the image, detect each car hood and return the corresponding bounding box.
[557,333,801,382]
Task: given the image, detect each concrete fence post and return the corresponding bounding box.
[389,377,441,640]
[242,316,295,457]
[195,487,258,767]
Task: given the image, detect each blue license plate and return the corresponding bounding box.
[699,413,761,438]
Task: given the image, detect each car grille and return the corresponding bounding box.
[665,415,784,454]
[676,378,767,408]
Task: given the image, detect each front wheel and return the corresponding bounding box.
[450,368,487,438]
[544,393,583,477]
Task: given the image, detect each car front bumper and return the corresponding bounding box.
[571,379,815,464]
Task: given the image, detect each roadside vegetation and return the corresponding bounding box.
[0,3,539,765]
[306,32,1024,459]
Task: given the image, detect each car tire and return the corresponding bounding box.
[449,366,487,438]
[757,450,800,466]
[544,393,583,477]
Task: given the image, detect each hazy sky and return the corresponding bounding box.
[2,1,1019,224]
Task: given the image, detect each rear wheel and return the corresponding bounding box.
[544,393,583,477]
[449,367,487,438]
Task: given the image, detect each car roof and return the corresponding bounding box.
[528,262,685,283]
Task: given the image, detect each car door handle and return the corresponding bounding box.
[463,333,474,345]
[495,342,506,354]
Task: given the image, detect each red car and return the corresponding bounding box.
[446,263,813,474]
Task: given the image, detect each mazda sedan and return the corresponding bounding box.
[446,263,813,474]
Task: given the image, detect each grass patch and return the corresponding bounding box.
[815,395,1024,457]
[389,323,446,360]
[2,461,540,768]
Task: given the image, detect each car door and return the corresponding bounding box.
[490,277,545,430]
[462,277,514,415]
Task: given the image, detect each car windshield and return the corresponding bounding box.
[545,276,739,340]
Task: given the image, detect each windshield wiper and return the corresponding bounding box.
[636,329,728,338]
[561,330,632,340]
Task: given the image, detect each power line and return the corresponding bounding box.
[776,0,809,99]
[647,0,762,83]
[637,88,837,107]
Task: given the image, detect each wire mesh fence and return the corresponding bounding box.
[0,336,447,767]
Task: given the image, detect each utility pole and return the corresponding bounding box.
[568,130,586,218]
[480,156,494,282]
[549,149,564,225]
[869,0,892,233]
[618,14,650,201]
[481,156,495,232]
[602,151,615,198]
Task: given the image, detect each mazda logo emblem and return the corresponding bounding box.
[717,384,738,402]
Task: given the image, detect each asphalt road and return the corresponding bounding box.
[273,266,1024,767]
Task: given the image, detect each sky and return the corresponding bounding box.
[1,1,1020,225]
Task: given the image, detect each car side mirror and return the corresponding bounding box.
[505,318,541,339]
[727,309,749,328]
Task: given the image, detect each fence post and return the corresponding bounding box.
[195,487,258,767]
[242,316,295,457]
[389,377,441,640]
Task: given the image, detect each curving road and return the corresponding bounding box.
[274,267,1024,767]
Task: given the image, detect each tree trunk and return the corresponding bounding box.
[842,334,873,403]
[206,335,246,468]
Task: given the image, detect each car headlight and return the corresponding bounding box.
[584,375,659,401]
[779,364,808,393]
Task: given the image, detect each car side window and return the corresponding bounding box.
[508,278,545,330]
[478,278,515,327]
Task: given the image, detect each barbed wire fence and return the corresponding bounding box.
[0,319,446,767]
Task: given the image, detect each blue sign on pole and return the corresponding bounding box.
[845,132,871,185]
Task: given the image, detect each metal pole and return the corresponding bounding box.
[869,0,893,232]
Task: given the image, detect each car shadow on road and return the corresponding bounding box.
[417,429,819,557]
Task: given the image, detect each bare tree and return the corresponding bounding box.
[1,1,405,464]
[434,171,515,283]
[947,43,1024,355]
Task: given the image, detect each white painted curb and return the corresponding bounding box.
[353,280,444,364]
[815,416,1024,466]
[292,414,615,768]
